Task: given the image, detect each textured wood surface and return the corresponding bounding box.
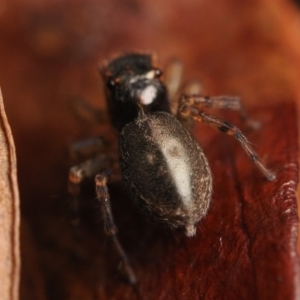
[0,0,299,299]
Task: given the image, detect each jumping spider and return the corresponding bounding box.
[68,53,275,284]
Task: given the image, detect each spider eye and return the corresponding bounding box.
[107,79,116,88]
[154,69,162,78]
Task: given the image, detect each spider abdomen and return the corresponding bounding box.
[119,111,212,237]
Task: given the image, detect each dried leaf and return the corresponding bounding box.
[0,89,20,300]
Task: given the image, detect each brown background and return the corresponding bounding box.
[0,0,299,299]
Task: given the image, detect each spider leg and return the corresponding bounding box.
[69,136,105,162]
[177,81,203,131]
[164,59,205,131]
[68,152,134,283]
[179,104,275,181]
[95,172,137,284]
[68,154,113,238]
[180,94,260,129]
[164,59,183,115]
[68,97,108,124]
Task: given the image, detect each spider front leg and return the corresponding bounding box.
[68,154,112,238]
[95,172,137,284]
[68,96,108,124]
[69,136,105,162]
[180,94,260,129]
[69,154,135,283]
[179,104,275,181]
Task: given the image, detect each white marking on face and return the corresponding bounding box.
[129,70,156,84]
[159,137,192,207]
[139,85,157,105]
[144,70,156,80]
